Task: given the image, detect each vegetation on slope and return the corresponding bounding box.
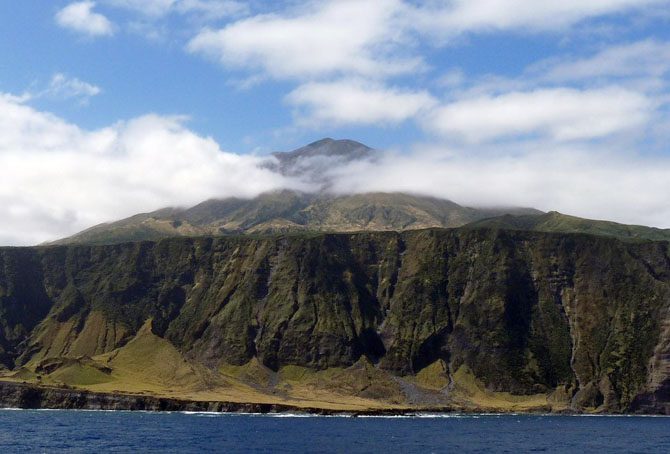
[53,191,540,245]
[467,211,670,242]
[2,228,669,413]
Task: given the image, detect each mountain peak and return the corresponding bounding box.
[306,137,336,147]
[281,138,372,158]
[269,138,375,181]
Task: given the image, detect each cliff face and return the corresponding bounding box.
[1,229,669,413]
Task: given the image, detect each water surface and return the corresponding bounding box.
[0,410,668,453]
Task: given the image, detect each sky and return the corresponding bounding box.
[1,0,670,245]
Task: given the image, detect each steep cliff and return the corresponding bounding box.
[1,229,669,413]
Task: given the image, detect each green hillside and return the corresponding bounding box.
[467,211,670,242]
[53,190,540,245]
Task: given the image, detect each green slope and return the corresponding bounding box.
[466,211,670,242]
[52,190,541,245]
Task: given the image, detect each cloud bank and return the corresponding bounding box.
[321,145,670,231]
[0,94,299,245]
[2,87,670,246]
[187,0,417,80]
[411,0,669,35]
[426,87,652,143]
[286,80,436,127]
[187,0,670,80]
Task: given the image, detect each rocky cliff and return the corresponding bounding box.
[1,228,669,413]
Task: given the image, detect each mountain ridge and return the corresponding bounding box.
[467,211,670,242]
[52,190,542,245]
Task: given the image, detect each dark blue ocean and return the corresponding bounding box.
[0,410,668,453]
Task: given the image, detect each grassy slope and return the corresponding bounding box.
[0,321,555,412]
[52,191,540,245]
[468,211,670,242]
[55,195,670,247]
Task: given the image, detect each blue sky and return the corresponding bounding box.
[1,0,670,244]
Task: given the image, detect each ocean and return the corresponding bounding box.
[0,410,668,453]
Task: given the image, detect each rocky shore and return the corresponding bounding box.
[0,381,452,416]
[1,381,667,415]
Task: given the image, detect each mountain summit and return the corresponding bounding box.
[273,138,374,171]
[266,138,375,185]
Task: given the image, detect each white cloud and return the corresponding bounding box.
[531,39,670,83]
[421,41,670,146]
[0,93,301,245]
[322,144,670,229]
[182,1,670,132]
[43,73,102,104]
[186,0,670,82]
[286,80,436,127]
[187,0,421,80]
[411,0,670,36]
[56,1,115,37]
[425,87,652,143]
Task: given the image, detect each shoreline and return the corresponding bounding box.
[0,380,455,416]
[0,380,663,417]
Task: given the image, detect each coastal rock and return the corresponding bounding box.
[0,229,669,413]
